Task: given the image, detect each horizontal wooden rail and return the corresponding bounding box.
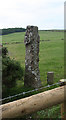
[0,86,65,118]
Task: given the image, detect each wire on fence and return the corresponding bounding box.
[0,82,61,103]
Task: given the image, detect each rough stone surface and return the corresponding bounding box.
[24,26,41,88]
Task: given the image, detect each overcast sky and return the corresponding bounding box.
[0,0,65,30]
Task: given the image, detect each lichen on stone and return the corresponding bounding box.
[24,26,41,88]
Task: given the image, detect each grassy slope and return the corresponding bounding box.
[2,32,25,43]
[2,31,64,118]
[2,31,64,85]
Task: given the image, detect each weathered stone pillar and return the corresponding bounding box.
[24,26,41,88]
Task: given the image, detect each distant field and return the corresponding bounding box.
[2,31,64,86]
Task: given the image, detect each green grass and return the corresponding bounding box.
[2,31,64,85]
[2,30,64,118]
[2,32,25,44]
[36,105,61,119]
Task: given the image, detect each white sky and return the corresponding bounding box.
[0,0,65,29]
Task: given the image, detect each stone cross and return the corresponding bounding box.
[24,26,41,88]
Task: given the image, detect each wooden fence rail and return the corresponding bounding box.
[0,85,66,119]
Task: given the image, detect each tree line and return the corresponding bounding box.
[0,28,26,35]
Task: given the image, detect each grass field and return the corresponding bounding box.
[2,30,64,118]
[2,31,64,85]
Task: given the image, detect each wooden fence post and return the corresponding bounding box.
[59,79,66,119]
[47,72,54,84]
[1,86,65,118]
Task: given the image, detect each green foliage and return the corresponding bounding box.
[1,28,26,35]
[37,105,61,118]
[2,47,8,56]
[2,57,23,87]
[2,47,24,96]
